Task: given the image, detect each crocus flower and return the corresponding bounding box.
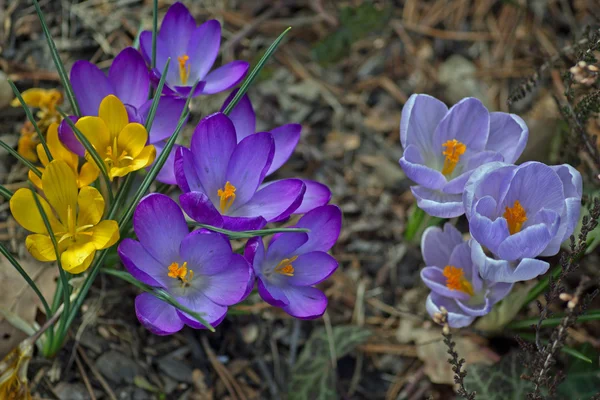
[139,2,249,98]
[17,122,39,162]
[245,205,341,319]
[118,193,251,334]
[10,160,119,273]
[176,112,306,231]
[11,88,63,131]
[75,95,156,180]
[66,47,187,183]
[223,91,331,213]
[28,123,98,189]
[464,161,583,283]
[399,94,528,218]
[421,223,512,328]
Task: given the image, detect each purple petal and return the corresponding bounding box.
[266,232,309,265]
[153,142,181,185]
[488,282,514,305]
[462,162,514,220]
[411,186,464,218]
[281,286,328,319]
[266,124,302,175]
[199,254,250,305]
[287,251,338,286]
[231,179,305,222]
[140,31,170,70]
[175,147,203,193]
[426,293,474,328]
[125,104,143,124]
[179,191,224,227]
[70,60,113,116]
[158,2,196,58]
[221,90,255,141]
[487,112,528,164]
[400,145,447,190]
[257,278,289,307]
[442,151,503,194]
[191,113,237,202]
[504,162,565,216]
[293,180,331,214]
[135,293,183,335]
[133,193,189,265]
[187,20,221,81]
[58,116,84,156]
[179,230,232,274]
[176,292,228,329]
[469,196,510,255]
[222,216,267,231]
[199,61,249,95]
[455,296,491,317]
[400,94,448,151]
[226,132,274,206]
[109,47,150,108]
[421,223,463,268]
[118,238,168,288]
[139,30,152,64]
[245,236,263,266]
[433,97,490,152]
[496,211,559,261]
[170,82,207,98]
[421,266,471,301]
[295,205,342,253]
[140,96,188,142]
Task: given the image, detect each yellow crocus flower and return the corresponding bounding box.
[17,122,39,163]
[10,160,119,274]
[0,340,33,400]
[75,95,156,180]
[11,88,63,131]
[28,123,99,189]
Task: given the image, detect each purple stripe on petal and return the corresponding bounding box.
[179,191,224,227]
[295,205,342,253]
[70,60,114,116]
[109,47,150,108]
[267,123,302,175]
[281,286,327,320]
[200,61,249,95]
[58,116,84,156]
[287,251,338,287]
[411,186,464,218]
[187,20,221,81]
[135,293,183,335]
[222,90,255,141]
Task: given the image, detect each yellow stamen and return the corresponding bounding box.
[178,55,191,85]
[443,265,474,296]
[503,200,527,235]
[274,255,298,277]
[167,261,193,286]
[104,136,133,168]
[217,181,236,213]
[441,139,466,176]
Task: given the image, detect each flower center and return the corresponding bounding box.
[104,136,133,168]
[443,265,474,296]
[168,261,193,286]
[178,54,191,85]
[217,181,236,213]
[441,139,466,176]
[503,200,527,235]
[274,256,298,277]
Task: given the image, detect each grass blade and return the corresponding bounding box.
[518,332,592,363]
[0,184,13,200]
[144,58,171,132]
[508,309,600,330]
[32,0,80,116]
[8,80,53,162]
[151,0,158,70]
[106,174,135,220]
[0,140,42,177]
[196,224,309,239]
[222,27,291,115]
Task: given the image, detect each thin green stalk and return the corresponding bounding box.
[107,174,135,220]
[196,224,310,239]
[57,108,114,204]
[101,268,215,331]
[32,0,80,116]
[145,58,171,132]
[151,0,158,70]
[0,184,13,200]
[222,27,291,115]
[8,80,53,162]
[508,309,600,330]
[0,140,42,177]
[518,332,592,363]
[404,205,426,242]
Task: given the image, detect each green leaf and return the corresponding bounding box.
[0,184,13,200]
[144,59,171,132]
[558,344,600,399]
[288,326,372,400]
[464,353,537,399]
[0,140,42,177]
[195,224,309,239]
[509,309,600,329]
[151,0,158,70]
[475,283,534,332]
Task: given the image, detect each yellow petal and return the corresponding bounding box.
[41,160,78,224]
[75,116,110,157]
[18,131,39,163]
[12,88,45,108]
[66,251,95,274]
[28,168,43,190]
[77,162,99,187]
[98,95,128,138]
[46,123,78,169]
[77,186,105,227]
[129,145,156,170]
[61,240,96,273]
[10,188,62,234]
[25,234,57,261]
[117,123,148,157]
[109,165,135,180]
[89,220,120,250]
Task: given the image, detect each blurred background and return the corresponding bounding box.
[1,0,599,399]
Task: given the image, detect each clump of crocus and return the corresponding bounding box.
[10,160,119,273]
[66,47,186,183]
[75,95,156,180]
[28,123,98,189]
[464,161,582,283]
[139,2,248,97]
[421,224,512,328]
[245,205,341,319]
[176,113,306,231]
[118,194,251,334]
[399,94,528,218]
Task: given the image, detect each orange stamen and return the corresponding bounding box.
[217,181,236,213]
[503,200,527,235]
[441,139,466,176]
[168,261,193,285]
[274,256,298,277]
[177,55,191,85]
[443,265,474,296]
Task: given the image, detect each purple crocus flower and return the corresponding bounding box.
[64,47,187,183]
[222,90,332,213]
[245,205,341,319]
[118,193,251,335]
[399,94,529,218]
[464,161,582,283]
[139,2,249,98]
[421,223,512,328]
[176,113,306,231]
